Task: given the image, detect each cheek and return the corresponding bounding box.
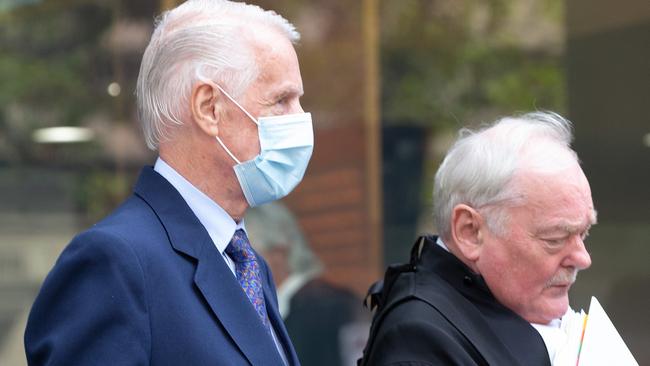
[506,257,562,300]
[478,237,550,294]
[477,247,513,292]
[240,122,261,158]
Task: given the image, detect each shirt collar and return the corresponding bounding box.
[436,236,450,251]
[154,157,244,254]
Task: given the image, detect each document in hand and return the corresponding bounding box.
[554,296,638,366]
[578,296,638,366]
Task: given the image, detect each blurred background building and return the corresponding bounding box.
[0,0,648,364]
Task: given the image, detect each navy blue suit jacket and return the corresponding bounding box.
[25,167,299,366]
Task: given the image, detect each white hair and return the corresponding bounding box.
[245,202,322,276]
[136,0,300,150]
[433,111,579,240]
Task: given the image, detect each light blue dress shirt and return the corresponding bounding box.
[154,157,240,275]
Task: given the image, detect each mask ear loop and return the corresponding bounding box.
[215,136,242,164]
[209,83,259,165]
[214,84,259,126]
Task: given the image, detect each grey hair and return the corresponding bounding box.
[433,111,578,240]
[136,0,300,150]
[244,202,323,276]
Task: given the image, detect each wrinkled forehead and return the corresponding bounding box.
[517,162,590,193]
[510,165,596,223]
[244,24,296,58]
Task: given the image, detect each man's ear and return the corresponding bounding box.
[450,204,484,262]
[191,83,223,137]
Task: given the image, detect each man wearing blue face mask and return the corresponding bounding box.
[24,1,311,365]
[210,83,313,208]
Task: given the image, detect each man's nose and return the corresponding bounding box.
[563,236,592,270]
[294,101,304,114]
[287,96,304,114]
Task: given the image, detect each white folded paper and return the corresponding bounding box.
[552,296,638,366]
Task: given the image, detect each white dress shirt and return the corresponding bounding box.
[154,158,288,365]
[532,316,567,363]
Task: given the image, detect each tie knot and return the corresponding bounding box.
[226,229,256,263]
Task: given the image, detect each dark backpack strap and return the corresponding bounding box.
[357,237,427,366]
[363,236,428,312]
[363,279,384,312]
[358,294,420,366]
[363,262,415,312]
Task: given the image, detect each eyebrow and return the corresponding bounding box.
[536,224,585,236]
[259,81,304,108]
[535,209,598,236]
[272,86,303,100]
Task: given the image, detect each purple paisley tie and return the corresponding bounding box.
[226,229,271,332]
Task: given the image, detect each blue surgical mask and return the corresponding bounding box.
[214,85,314,207]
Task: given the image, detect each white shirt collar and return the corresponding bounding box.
[436,236,450,251]
[154,157,244,255]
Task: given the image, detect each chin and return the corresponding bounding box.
[542,297,570,322]
[523,294,570,324]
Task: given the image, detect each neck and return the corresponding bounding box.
[443,237,481,274]
[159,143,249,222]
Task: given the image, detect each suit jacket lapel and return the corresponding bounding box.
[134,167,284,365]
[263,284,300,366]
[193,240,284,365]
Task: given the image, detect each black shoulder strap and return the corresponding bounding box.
[357,237,426,366]
[363,262,414,312]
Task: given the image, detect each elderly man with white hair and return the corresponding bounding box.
[25,1,312,365]
[360,111,596,366]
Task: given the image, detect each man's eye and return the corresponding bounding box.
[544,237,566,246]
